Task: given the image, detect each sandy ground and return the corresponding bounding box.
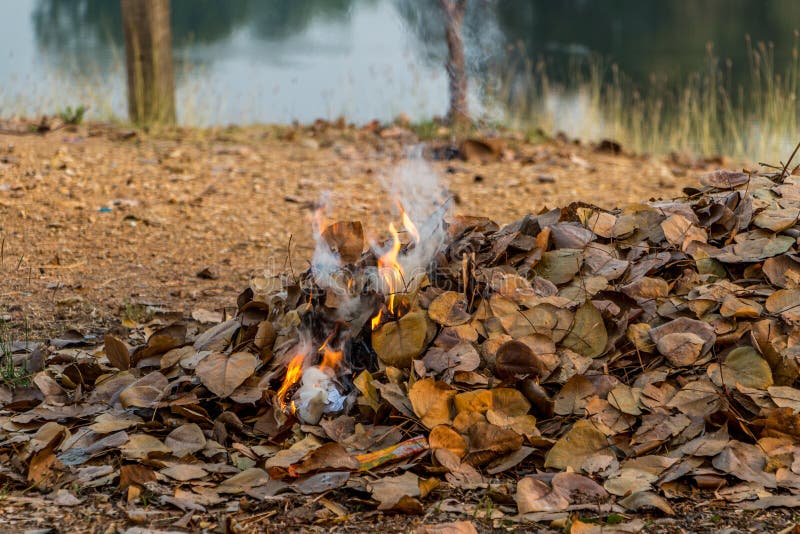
[0,122,717,342]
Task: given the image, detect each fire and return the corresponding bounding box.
[320,346,343,370]
[370,206,422,329]
[371,308,383,330]
[401,208,420,243]
[378,222,404,314]
[277,354,304,411]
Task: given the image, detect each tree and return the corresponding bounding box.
[121,0,176,125]
[439,0,469,128]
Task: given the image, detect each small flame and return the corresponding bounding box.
[320,346,343,370]
[378,222,404,314]
[401,206,420,244]
[277,354,304,411]
[371,308,383,330]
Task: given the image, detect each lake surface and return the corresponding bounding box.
[1,0,798,127]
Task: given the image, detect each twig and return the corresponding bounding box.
[779,139,800,183]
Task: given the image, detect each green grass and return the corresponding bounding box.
[0,329,31,388]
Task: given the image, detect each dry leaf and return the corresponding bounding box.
[410,379,455,429]
[196,352,258,398]
[544,420,610,472]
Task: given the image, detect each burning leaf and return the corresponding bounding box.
[372,311,429,368]
[410,378,455,429]
[196,351,258,398]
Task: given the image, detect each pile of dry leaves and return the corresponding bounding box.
[4,166,800,528]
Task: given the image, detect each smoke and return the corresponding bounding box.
[376,145,451,285]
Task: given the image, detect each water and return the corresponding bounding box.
[1,0,798,128]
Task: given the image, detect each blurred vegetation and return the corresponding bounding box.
[22,0,800,160]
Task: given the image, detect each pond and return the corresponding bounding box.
[1,0,799,156]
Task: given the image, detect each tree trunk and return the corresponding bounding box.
[439,0,469,129]
[121,0,176,125]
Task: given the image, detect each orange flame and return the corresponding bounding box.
[401,208,420,244]
[277,354,304,411]
[371,308,383,330]
[378,222,404,314]
[320,347,343,370]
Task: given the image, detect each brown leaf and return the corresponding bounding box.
[561,302,607,358]
[464,422,523,466]
[618,491,674,514]
[708,346,773,390]
[196,351,258,398]
[119,371,168,409]
[655,332,705,367]
[516,477,569,514]
[712,441,776,488]
[415,521,478,534]
[429,425,467,458]
[104,334,130,371]
[409,378,455,429]
[765,289,800,322]
[544,420,610,472]
[428,291,471,326]
[699,170,750,189]
[368,471,421,510]
[161,464,208,481]
[372,311,429,368]
[322,221,365,264]
[495,340,543,378]
[292,442,359,475]
[119,464,156,490]
[164,423,206,458]
[218,467,272,494]
[554,375,595,416]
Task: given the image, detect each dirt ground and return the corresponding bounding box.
[4,121,790,534]
[0,122,717,341]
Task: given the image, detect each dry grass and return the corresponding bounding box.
[487,34,800,162]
